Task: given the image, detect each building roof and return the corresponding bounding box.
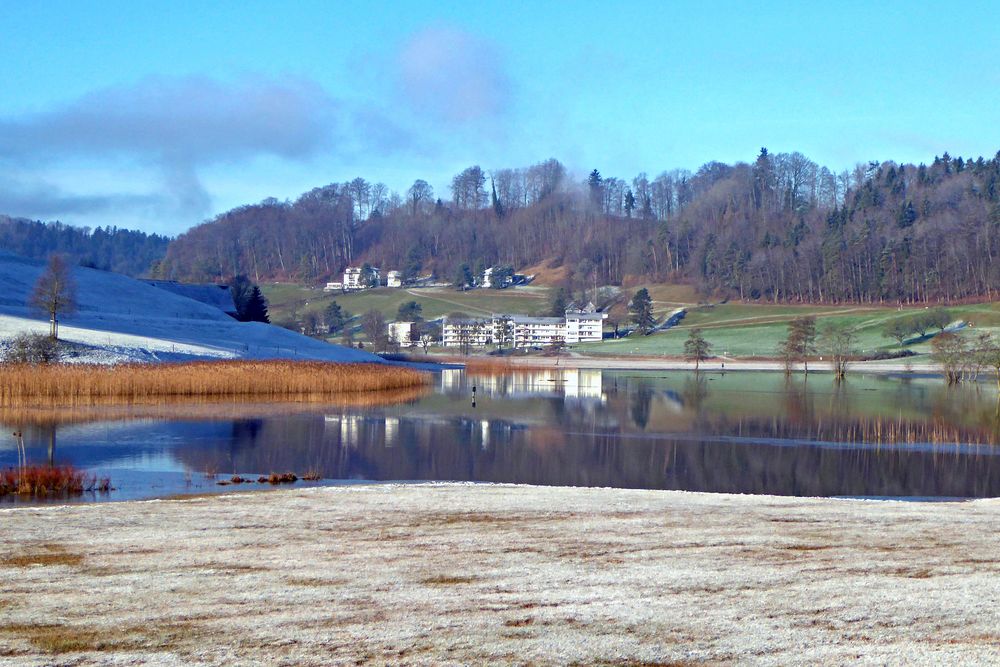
[508,315,565,325]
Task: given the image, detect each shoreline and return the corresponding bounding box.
[1,483,997,665]
[498,354,942,375]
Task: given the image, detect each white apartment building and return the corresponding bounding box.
[565,309,607,343]
[343,266,380,290]
[442,309,607,349]
[510,316,566,347]
[386,270,403,288]
[441,317,495,348]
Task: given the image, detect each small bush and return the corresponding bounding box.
[3,333,60,364]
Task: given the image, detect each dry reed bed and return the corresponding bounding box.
[0,361,429,406]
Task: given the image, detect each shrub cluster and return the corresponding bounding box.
[2,333,60,364]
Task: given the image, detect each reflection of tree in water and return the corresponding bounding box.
[681,375,709,409]
[630,385,653,430]
[166,405,1000,498]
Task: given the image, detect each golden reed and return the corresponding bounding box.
[0,360,429,407]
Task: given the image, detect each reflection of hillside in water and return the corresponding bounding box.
[172,372,1000,498]
[4,370,1000,498]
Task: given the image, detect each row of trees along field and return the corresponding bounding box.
[156,150,1000,304]
[0,216,170,277]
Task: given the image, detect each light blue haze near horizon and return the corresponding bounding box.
[0,0,998,235]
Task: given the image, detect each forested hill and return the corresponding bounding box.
[158,150,1000,304]
[0,216,170,277]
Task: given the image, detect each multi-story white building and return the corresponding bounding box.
[510,316,566,347]
[565,309,607,343]
[343,266,380,290]
[442,309,607,349]
[441,317,495,349]
[386,270,403,288]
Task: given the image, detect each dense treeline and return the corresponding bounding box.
[0,216,170,277]
[159,149,1000,303]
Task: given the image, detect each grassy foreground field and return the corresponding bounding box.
[1,484,997,665]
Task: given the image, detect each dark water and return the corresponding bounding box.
[3,369,1000,502]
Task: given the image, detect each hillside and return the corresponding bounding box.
[158,151,1000,304]
[0,252,378,364]
[0,215,169,277]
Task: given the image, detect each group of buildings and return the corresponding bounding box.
[325,266,403,292]
[325,264,523,292]
[440,304,607,349]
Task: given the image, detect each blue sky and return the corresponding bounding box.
[1,0,998,235]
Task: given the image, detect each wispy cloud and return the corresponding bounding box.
[0,74,409,226]
[397,25,510,124]
[0,75,336,163]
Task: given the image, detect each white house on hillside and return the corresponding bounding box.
[388,321,417,347]
[386,270,402,288]
[343,266,380,290]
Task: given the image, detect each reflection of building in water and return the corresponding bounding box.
[324,414,362,447]
[441,368,463,392]
[563,369,604,400]
[470,369,605,403]
[384,416,399,447]
[480,420,490,449]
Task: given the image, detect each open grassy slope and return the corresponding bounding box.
[263,283,553,324]
[575,300,1000,359]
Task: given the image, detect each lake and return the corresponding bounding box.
[3,368,1000,503]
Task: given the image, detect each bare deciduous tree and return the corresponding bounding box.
[30,255,77,339]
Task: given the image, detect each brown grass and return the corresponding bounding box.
[0,465,109,498]
[0,621,200,654]
[0,360,429,406]
[419,575,478,586]
[2,544,84,568]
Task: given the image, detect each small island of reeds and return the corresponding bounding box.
[0,360,429,406]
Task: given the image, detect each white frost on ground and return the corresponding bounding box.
[0,483,998,665]
[0,251,378,364]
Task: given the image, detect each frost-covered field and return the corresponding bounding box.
[1,484,997,665]
[0,251,377,364]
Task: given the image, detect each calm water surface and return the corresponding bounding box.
[3,369,1000,502]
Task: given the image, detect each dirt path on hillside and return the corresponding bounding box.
[407,288,546,316]
[669,306,888,330]
[1,484,996,665]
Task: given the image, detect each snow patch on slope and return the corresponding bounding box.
[0,251,379,364]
